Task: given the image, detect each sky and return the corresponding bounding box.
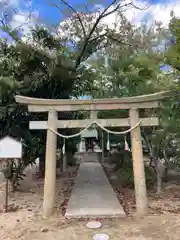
[1,0,180,35]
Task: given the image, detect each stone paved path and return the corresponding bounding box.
[65,160,126,218]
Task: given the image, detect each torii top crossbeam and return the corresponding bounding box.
[15,91,169,112]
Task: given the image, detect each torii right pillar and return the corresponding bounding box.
[129,108,148,216]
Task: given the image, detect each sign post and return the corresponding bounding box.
[5,174,8,213]
[0,136,22,212]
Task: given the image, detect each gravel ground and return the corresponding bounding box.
[1,164,180,240]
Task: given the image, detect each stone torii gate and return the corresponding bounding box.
[15,91,168,218]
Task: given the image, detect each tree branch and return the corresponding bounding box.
[105,34,140,54]
[75,0,123,68]
[0,19,21,43]
[106,34,133,46]
[131,2,151,11]
[103,2,132,18]
[50,0,86,38]
[74,0,144,68]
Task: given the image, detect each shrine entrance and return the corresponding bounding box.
[15,91,168,218]
[79,127,100,152]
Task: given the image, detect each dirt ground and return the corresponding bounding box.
[1,164,180,240]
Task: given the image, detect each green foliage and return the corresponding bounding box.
[87,19,180,193]
[166,14,180,72]
[0,14,106,187]
[116,166,155,189]
[0,2,180,192]
[0,27,80,188]
[110,150,132,171]
[65,138,78,166]
[66,153,77,167]
[2,160,26,191]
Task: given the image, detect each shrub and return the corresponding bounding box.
[110,150,132,171]
[109,148,155,189]
[116,166,155,189]
[66,152,77,166]
[2,160,27,191]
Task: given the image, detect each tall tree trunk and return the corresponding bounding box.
[163,149,169,183]
[141,128,153,166]
[164,167,168,183]
[156,169,163,193]
[39,151,45,178]
[156,161,165,193]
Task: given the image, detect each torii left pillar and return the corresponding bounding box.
[43,110,57,218]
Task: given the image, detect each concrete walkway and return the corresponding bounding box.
[65,161,126,218]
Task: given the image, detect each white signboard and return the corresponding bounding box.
[0,136,22,159]
[81,129,98,138]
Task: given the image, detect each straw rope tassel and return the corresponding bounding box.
[62,138,66,155]
[124,135,130,151]
[106,132,110,151]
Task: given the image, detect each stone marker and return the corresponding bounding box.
[93,233,110,240]
[86,221,102,229]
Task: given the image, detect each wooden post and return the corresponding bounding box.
[101,131,104,164]
[129,108,148,216]
[90,110,97,119]
[63,154,67,172]
[4,178,8,213]
[43,110,57,218]
[60,150,63,172]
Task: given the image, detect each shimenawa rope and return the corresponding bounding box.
[47,120,141,139]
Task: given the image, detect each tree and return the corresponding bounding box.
[85,21,179,193]
[0,28,80,187]
[166,13,180,72]
[0,0,156,189]
[86,21,171,97]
